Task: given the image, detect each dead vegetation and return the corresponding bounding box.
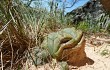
[0,1,36,69]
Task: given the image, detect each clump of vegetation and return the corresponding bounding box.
[101,49,110,56]
[76,21,101,33]
[0,0,36,69]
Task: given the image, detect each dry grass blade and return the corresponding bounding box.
[1,51,3,70]
[7,30,13,69]
[0,19,12,35]
[0,38,7,70]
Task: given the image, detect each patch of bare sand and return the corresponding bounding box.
[79,43,110,70]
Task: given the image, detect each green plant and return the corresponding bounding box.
[76,21,101,33]
[76,21,90,32]
[101,49,110,56]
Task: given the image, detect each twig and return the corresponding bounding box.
[27,42,37,68]
[7,29,13,69]
[65,0,78,8]
[0,19,12,35]
[0,37,7,70]
[1,51,3,70]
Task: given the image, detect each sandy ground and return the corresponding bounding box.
[79,43,110,70]
[23,35,110,70]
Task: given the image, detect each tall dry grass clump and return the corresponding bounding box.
[0,0,36,69]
